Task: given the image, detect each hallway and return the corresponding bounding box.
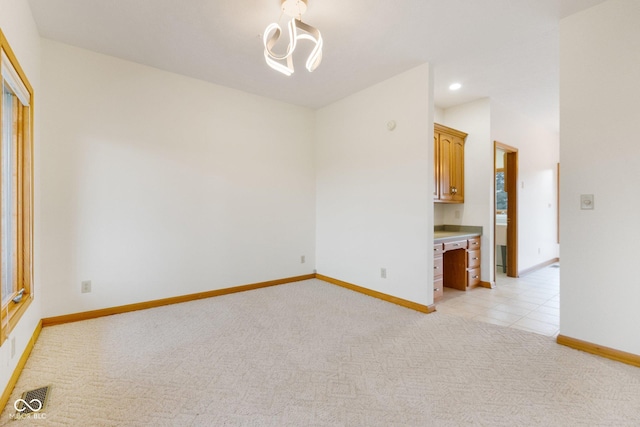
[436,264,560,336]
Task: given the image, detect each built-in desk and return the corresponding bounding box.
[433,226,482,301]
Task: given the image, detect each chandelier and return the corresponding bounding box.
[263,0,323,76]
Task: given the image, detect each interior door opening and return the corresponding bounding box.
[494,142,518,280]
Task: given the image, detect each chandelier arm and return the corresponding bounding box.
[264,50,294,76]
[263,20,297,61]
[263,19,297,75]
[294,20,323,72]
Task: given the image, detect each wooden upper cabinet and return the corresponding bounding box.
[434,133,440,199]
[434,123,467,203]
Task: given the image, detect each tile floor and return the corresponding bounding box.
[436,263,560,337]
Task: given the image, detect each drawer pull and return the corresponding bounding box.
[434,288,440,292]
[472,257,479,260]
[453,243,460,246]
[434,266,439,270]
[472,275,479,279]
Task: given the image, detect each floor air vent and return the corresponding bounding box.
[14,385,51,415]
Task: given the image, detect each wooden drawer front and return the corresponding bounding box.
[467,268,481,288]
[433,256,443,277]
[434,276,444,300]
[467,250,481,269]
[444,240,467,252]
[467,237,481,250]
[433,243,444,256]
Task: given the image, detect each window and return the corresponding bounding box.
[496,170,507,212]
[0,29,34,345]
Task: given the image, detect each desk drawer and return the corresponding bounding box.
[467,250,481,268]
[468,237,481,250]
[467,268,481,288]
[434,276,443,300]
[444,240,467,251]
[434,255,443,277]
[433,243,444,256]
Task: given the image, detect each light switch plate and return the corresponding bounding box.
[580,194,594,210]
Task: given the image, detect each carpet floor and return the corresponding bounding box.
[2,279,639,426]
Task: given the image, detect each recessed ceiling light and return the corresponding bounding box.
[449,83,462,91]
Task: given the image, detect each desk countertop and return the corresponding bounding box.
[434,225,482,244]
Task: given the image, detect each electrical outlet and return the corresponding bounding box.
[81,280,92,293]
[381,268,387,279]
[301,255,306,264]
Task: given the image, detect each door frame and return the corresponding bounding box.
[494,141,519,278]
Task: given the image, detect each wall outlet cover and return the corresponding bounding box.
[580,194,594,210]
[81,280,92,293]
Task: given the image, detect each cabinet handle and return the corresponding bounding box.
[434,288,440,292]
[472,275,479,279]
[434,266,439,270]
[472,257,479,260]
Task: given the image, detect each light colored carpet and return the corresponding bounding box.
[2,279,640,426]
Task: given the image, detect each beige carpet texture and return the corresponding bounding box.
[2,279,640,426]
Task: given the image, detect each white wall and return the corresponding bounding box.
[435,99,493,283]
[491,100,560,272]
[39,40,316,317]
[0,0,42,398]
[316,64,433,306]
[560,0,640,355]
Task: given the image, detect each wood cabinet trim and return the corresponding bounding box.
[434,123,468,139]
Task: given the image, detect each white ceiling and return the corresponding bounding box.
[27,0,605,131]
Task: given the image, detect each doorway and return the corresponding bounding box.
[494,142,518,279]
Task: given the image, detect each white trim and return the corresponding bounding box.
[1,51,30,107]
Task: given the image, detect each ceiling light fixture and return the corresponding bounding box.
[263,0,323,76]
[449,83,462,91]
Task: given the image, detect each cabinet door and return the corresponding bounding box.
[449,135,465,202]
[438,133,454,201]
[434,133,440,200]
